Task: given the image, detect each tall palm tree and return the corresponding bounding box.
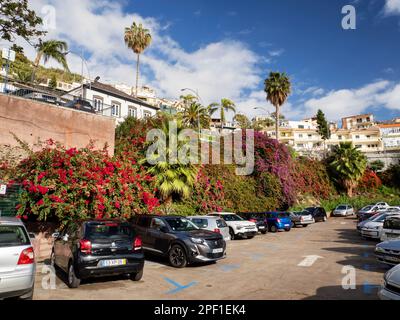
[327,142,367,197]
[145,118,198,203]
[264,72,291,141]
[181,102,210,128]
[124,22,152,97]
[208,98,236,130]
[31,40,69,82]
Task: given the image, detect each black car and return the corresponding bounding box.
[304,207,328,222]
[237,212,268,234]
[132,215,226,268]
[51,219,144,288]
[64,98,96,113]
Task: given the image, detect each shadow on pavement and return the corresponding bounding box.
[303,285,380,300]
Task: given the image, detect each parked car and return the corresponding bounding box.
[357,212,389,233]
[332,204,354,217]
[381,216,400,242]
[379,264,400,300]
[304,207,328,222]
[12,88,62,105]
[208,212,258,240]
[64,98,96,113]
[357,205,387,221]
[51,219,144,288]
[376,202,390,208]
[361,213,400,240]
[237,212,268,234]
[132,215,226,268]
[375,240,400,266]
[289,211,315,227]
[187,216,230,241]
[262,212,292,232]
[0,217,36,299]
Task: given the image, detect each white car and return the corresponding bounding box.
[208,212,258,240]
[361,213,400,239]
[375,202,390,208]
[379,264,400,300]
[0,217,36,300]
[381,216,400,241]
[332,204,354,217]
[187,216,231,241]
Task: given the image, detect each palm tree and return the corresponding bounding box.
[264,72,291,141]
[145,118,198,203]
[124,22,152,97]
[181,102,210,129]
[327,142,367,197]
[208,98,236,130]
[31,40,69,82]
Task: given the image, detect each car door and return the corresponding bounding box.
[148,218,171,254]
[59,222,79,270]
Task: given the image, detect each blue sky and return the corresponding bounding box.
[15,0,400,122]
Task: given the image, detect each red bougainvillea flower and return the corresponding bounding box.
[37,172,46,181]
[37,199,44,206]
[115,201,121,209]
[37,185,49,195]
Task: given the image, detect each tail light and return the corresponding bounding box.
[213,228,221,234]
[133,236,142,251]
[277,218,281,223]
[79,239,92,254]
[18,247,35,265]
[249,219,257,223]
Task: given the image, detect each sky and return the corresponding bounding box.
[5,0,400,123]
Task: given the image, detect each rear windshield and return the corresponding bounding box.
[191,218,209,228]
[216,219,227,228]
[85,222,134,240]
[0,225,30,248]
[361,206,373,211]
[383,218,400,230]
[336,206,347,210]
[299,211,311,216]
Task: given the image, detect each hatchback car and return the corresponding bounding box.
[132,215,226,268]
[51,219,144,288]
[379,264,400,300]
[332,205,354,217]
[263,212,292,232]
[237,212,268,234]
[187,216,230,241]
[357,205,386,221]
[304,207,328,222]
[208,212,258,240]
[375,240,400,266]
[381,216,400,242]
[361,213,400,240]
[0,217,36,300]
[289,211,315,227]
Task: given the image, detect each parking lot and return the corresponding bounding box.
[33,217,390,300]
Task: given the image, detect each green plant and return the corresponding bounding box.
[208,98,236,130]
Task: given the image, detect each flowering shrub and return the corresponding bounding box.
[357,169,382,192]
[14,140,159,224]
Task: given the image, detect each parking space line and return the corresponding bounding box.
[163,277,197,295]
[219,264,240,272]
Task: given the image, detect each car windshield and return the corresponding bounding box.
[278,213,289,218]
[85,222,134,240]
[361,206,373,211]
[384,218,400,230]
[372,214,390,222]
[166,217,199,231]
[0,225,30,248]
[221,214,244,222]
[336,206,347,210]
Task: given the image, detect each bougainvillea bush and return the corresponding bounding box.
[12,140,159,224]
[357,169,382,192]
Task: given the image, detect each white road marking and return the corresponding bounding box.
[297,255,323,267]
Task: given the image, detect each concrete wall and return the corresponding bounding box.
[366,151,400,170]
[0,94,115,154]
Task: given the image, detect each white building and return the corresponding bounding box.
[65,81,159,124]
[378,123,400,150]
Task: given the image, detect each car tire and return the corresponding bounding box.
[229,228,236,240]
[284,228,290,232]
[19,285,34,300]
[247,235,255,239]
[303,224,308,228]
[270,225,278,233]
[130,269,143,281]
[169,244,188,268]
[67,261,81,288]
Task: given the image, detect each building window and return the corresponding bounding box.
[355,135,360,139]
[308,134,312,138]
[338,135,342,140]
[298,134,303,138]
[128,106,137,118]
[143,111,151,118]
[298,125,304,129]
[93,97,103,112]
[357,118,362,123]
[111,102,121,117]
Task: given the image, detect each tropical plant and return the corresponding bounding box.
[124,22,152,97]
[144,118,198,203]
[233,114,251,129]
[208,98,236,130]
[327,142,367,197]
[369,160,385,173]
[31,40,69,82]
[181,102,210,129]
[264,72,291,141]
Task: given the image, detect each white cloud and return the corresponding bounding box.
[268,49,284,57]
[384,0,400,15]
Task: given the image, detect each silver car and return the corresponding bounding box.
[0,217,36,300]
[187,216,230,241]
[332,204,354,217]
[379,264,400,300]
[375,240,400,266]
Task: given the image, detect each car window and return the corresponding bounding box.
[191,218,208,228]
[150,218,167,230]
[85,222,134,240]
[0,225,30,248]
[373,214,388,222]
[221,214,244,222]
[165,217,199,231]
[336,206,347,210]
[136,216,151,228]
[216,219,227,228]
[361,206,373,211]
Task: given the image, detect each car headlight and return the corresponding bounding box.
[236,225,243,230]
[190,237,204,244]
[373,226,380,230]
[375,246,385,253]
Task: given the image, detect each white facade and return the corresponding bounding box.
[379,125,400,150]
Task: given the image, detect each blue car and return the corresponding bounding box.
[264,212,292,233]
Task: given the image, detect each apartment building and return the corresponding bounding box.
[342,114,375,129]
[378,123,400,150]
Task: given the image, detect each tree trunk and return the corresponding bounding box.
[135,53,140,97]
[220,107,225,132]
[275,106,280,142]
[31,52,42,82]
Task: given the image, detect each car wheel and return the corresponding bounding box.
[303,224,308,228]
[270,225,278,233]
[284,228,290,232]
[229,228,236,240]
[169,244,188,268]
[247,235,255,239]
[130,269,143,281]
[67,262,81,288]
[19,285,34,300]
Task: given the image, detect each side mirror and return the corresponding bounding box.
[52,232,60,239]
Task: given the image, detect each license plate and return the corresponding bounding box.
[212,248,223,254]
[99,259,126,267]
[258,226,265,229]
[284,224,290,227]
